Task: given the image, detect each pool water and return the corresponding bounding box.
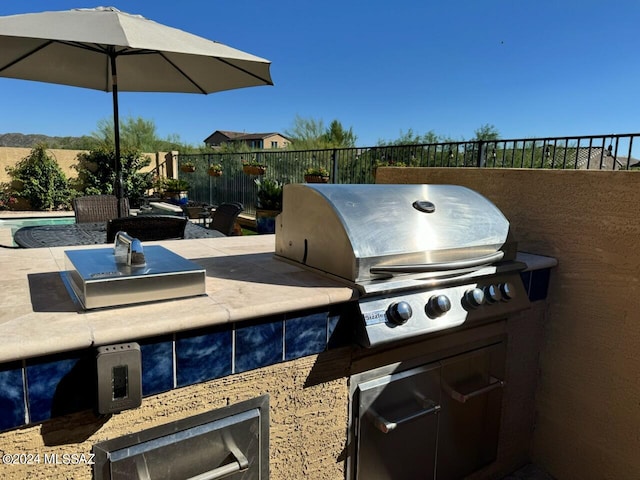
[0,216,75,246]
[0,217,75,228]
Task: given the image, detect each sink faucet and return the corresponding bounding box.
[113,231,146,266]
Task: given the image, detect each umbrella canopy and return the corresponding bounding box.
[0,6,273,212]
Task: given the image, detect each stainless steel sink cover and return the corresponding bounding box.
[64,245,206,309]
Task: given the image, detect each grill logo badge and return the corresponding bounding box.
[363,310,387,325]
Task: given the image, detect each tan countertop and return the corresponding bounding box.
[0,235,357,363]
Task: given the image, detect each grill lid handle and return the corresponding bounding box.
[370,251,504,275]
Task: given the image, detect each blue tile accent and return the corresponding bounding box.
[0,362,25,432]
[5,303,354,429]
[26,354,82,423]
[176,326,232,387]
[529,268,551,301]
[285,311,327,361]
[235,317,283,373]
[140,337,174,396]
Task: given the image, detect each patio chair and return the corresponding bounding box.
[209,202,244,236]
[72,195,130,223]
[106,215,188,243]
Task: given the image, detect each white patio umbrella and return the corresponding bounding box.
[0,6,273,214]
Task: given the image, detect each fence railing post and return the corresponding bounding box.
[477,141,485,167]
[331,149,338,183]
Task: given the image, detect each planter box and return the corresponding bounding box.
[304,174,329,183]
[243,165,267,175]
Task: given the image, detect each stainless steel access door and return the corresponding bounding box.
[355,363,441,480]
[93,395,269,480]
[436,342,506,480]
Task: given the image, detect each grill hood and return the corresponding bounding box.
[275,184,515,285]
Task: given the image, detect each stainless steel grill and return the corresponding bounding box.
[275,184,529,347]
[275,184,532,479]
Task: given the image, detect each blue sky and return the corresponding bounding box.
[0,1,639,147]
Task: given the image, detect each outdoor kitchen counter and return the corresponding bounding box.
[0,235,357,363]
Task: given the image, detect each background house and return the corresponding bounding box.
[573,147,639,170]
[203,130,290,149]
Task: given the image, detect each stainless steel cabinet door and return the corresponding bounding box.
[437,342,506,480]
[355,363,441,480]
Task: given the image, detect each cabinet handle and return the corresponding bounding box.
[186,448,249,480]
[444,376,505,404]
[366,396,440,434]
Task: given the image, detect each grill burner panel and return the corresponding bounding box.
[354,268,528,347]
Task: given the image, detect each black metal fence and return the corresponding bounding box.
[177,132,640,214]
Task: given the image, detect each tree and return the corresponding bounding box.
[72,146,153,207]
[284,115,328,149]
[92,116,186,152]
[323,120,357,147]
[285,115,358,149]
[473,124,500,141]
[377,129,444,146]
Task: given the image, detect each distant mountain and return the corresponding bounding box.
[0,132,95,149]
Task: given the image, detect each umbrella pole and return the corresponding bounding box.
[110,53,124,217]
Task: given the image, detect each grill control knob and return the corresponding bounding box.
[426,295,452,318]
[500,282,516,300]
[387,301,413,325]
[464,288,485,309]
[485,284,502,303]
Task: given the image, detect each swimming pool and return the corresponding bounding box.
[0,216,75,246]
[0,217,75,228]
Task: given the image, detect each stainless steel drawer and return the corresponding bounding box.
[93,396,269,480]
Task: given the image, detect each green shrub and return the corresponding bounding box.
[6,145,73,210]
[72,146,153,207]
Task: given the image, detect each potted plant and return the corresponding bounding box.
[254,178,283,234]
[208,164,223,177]
[304,166,330,183]
[180,161,196,173]
[157,177,190,204]
[242,158,267,175]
